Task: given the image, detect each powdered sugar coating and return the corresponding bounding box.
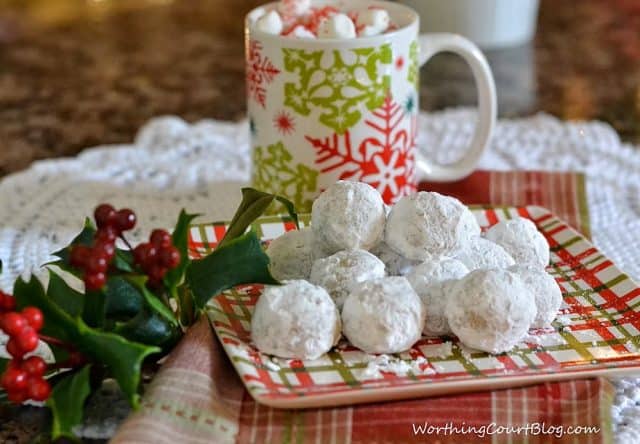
[312,181,386,254]
[446,269,536,353]
[454,236,515,270]
[266,227,316,280]
[509,264,563,328]
[484,218,550,269]
[309,249,386,308]
[251,280,341,359]
[342,277,425,354]
[407,256,469,336]
[370,241,420,276]
[385,192,481,260]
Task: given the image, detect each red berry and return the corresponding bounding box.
[7,389,27,404]
[1,312,27,337]
[159,246,181,269]
[67,351,86,367]
[16,327,39,353]
[0,292,16,312]
[147,265,167,283]
[6,338,24,358]
[94,240,115,260]
[1,366,28,391]
[21,356,47,377]
[115,209,136,232]
[21,307,44,332]
[133,243,157,267]
[70,245,91,268]
[96,227,118,243]
[26,378,51,402]
[94,204,116,229]
[86,252,108,274]
[150,229,172,248]
[84,272,107,291]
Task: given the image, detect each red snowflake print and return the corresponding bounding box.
[306,95,417,204]
[395,56,405,70]
[246,40,280,108]
[273,111,296,135]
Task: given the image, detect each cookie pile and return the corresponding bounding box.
[252,181,563,359]
[249,0,395,39]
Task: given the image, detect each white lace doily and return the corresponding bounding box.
[0,110,638,442]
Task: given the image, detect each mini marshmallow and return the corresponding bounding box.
[285,25,316,39]
[355,8,390,37]
[255,10,284,35]
[277,0,312,17]
[317,13,356,39]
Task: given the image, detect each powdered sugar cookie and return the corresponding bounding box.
[484,217,550,269]
[509,264,562,328]
[266,227,315,281]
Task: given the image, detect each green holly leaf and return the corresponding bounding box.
[165,210,200,292]
[186,230,278,309]
[47,270,84,318]
[0,357,8,374]
[14,276,160,407]
[114,305,180,349]
[112,248,134,273]
[104,276,143,320]
[46,366,91,441]
[220,188,298,248]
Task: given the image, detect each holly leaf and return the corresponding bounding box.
[165,210,200,291]
[220,188,298,248]
[0,357,8,374]
[47,270,84,318]
[112,249,134,273]
[125,276,178,326]
[13,276,160,407]
[114,306,181,350]
[104,276,143,320]
[46,366,91,441]
[186,230,278,309]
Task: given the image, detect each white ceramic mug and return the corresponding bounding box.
[246,0,496,211]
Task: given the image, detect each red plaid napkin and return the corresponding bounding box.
[112,171,613,444]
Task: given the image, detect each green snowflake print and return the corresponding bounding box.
[408,40,419,88]
[283,45,392,134]
[252,141,319,213]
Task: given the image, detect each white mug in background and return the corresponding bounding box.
[399,0,540,49]
[246,0,497,211]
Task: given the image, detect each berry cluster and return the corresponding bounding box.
[0,304,50,403]
[133,229,181,287]
[70,204,137,291]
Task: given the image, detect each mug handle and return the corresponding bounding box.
[416,33,497,182]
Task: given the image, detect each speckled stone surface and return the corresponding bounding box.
[0,0,638,179]
[0,0,639,442]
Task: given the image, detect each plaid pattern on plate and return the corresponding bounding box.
[201,206,640,409]
[112,171,618,444]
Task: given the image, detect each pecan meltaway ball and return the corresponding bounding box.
[341,277,425,354]
[454,236,515,271]
[251,280,341,360]
[509,264,563,328]
[309,249,386,309]
[407,256,469,336]
[385,192,481,261]
[311,181,386,254]
[370,241,420,276]
[484,217,550,269]
[266,227,316,281]
[446,269,536,354]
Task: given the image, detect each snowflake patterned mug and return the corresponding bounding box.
[246,0,496,211]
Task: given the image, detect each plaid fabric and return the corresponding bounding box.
[112,171,615,444]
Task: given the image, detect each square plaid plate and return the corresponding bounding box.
[193,206,640,409]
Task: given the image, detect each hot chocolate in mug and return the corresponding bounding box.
[246,0,496,211]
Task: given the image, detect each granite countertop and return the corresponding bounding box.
[0,0,639,442]
[0,0,639,179]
